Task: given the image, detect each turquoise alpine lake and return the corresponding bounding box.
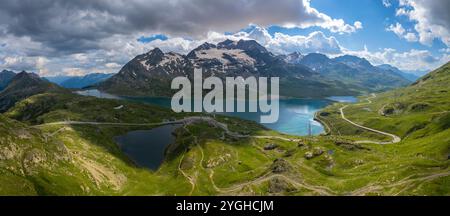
[77,89,356,136]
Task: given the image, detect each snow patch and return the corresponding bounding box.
[140,60,152,71]
[159,53,185,73]
[194,48,256,65]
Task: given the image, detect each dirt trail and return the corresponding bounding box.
[209,169,333,195]
[178,152,196,195]
[36,107,417,195]
[350,171,450,196]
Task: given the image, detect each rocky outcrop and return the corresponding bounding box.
[270,158,292,173]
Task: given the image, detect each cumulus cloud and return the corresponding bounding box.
[0,0,361,55]
[387,23,406,36]
[134,25,345,56]
[343,46,449,71]
[404,32,418,42]
[396,0,450,46]
[1,21,351,76]
[267,31,343,54]
[2,56,37,71]
[0,0,446,77]
[386,22,418,42]
[2,22,446,76]
[382,0,392,7]
[354,21,363,29]
[0,0,364,76]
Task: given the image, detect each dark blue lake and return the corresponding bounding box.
[114,124,180,170]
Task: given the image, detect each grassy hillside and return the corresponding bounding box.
[0,83,447,195]
[0,72,66,112]
[0,62,448,195]
[317,62,450,194]
[318,62,449,141]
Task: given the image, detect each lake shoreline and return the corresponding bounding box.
[76,89,357,136]
[114,124,182,171]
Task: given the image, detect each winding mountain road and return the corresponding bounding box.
[34,116,217,127]
[339,94,401,144]
[35,99,445,195]
[36,93,401,146]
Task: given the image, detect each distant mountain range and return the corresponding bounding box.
[376,64,419,81]
[45,73,113,89]
[99,40,359,98]
[98,39,413,98]
[1,40,418,99]
[297,53,416,90]
[0,70,16,90]
[44,75,73,85]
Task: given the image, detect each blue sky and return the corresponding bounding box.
[308,0,447,54]
[272,0,447,59]
[136,0,446,55]
[137,34,169,43]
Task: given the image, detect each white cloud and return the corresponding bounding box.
[1,56,40,72]
[396,0,450,46]
[382,0,392,7]
[72,53,89,63]
[35,57,49,75]
[0,0,361,52]
[439,48,450,53]
[105,63,121,69]
[395,8,409,16]
[124,25,345,56]
[62,68,86,76]
[313,17,362,34]
[387,23,406,36]
[1,22,446,77]
[0,0,365,76]
[354,21,363,29]
[404,32,418,42]
[267,31,343,55]
[343,46,449,71]
[210,25,344,55]
[386,22,418,42]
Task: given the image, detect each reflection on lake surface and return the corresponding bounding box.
[326,96,358,103]
[114,124,180,170]
[78,89,356,136]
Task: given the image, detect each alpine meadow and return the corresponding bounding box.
[0,0,449,198]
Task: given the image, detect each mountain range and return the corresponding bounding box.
[2,39,417,100]
[0,70,16,90]
[376,64,419,81]
[0,60,447,195]
[0,37,447,196]
[98,39,413,98]
[298,53,416,90]
[45,73,113,89]
[0,71,65,112]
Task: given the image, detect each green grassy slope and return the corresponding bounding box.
[316,62,450,194]
[0,114,77,195]
[0,62,448,195]
[0,87,446,195]
[318,62,450,142]
[0,72,67,112]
